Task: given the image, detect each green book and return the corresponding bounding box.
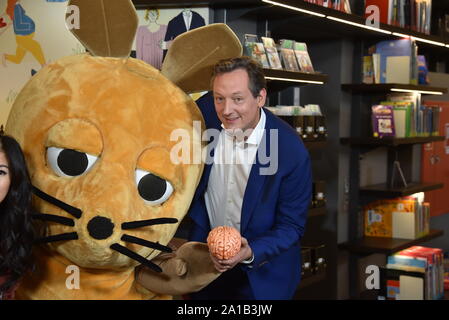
[381,101,412,138]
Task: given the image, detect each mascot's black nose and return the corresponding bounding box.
[87,216,115,240]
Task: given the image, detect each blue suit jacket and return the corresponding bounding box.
[188,93,312,299]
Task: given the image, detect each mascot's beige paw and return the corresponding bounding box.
[136,241,221,296]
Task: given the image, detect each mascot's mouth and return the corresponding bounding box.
[31,186,178,272]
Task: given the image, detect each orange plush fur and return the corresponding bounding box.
[6,54,206,299]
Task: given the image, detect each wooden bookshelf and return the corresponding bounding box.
[341,83,448,95]
[304,139,327,150]
[339,229,444,255]
[341,136,445,147]
[308,206,326,217]
[297,271,326,289]
[359,182,444,197]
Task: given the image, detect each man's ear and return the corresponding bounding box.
[258,88,267,108]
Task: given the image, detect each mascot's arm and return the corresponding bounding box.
[135,241,221,296]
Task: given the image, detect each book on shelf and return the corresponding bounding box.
[293,41,315,73]
[385,246,444,300]
[433,13,449,42]
[261,37,283,70]
[362,55,375,84]
[380,101,413,138]
[374,38,418,85]
[243,34,270,69]
[371,104,395,138]
[384,92,440,137]
[365,0,432,34]
[364,195,430,239]
[305,0,351,13]
[372,53,381,84]
[279,39,300,72]
[365,0,391,25]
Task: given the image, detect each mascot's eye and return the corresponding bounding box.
[135,169,174,205]
[47,147,98,177]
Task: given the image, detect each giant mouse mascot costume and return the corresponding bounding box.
[5,0,242,299]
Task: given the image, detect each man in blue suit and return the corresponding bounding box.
[188,56,312,300]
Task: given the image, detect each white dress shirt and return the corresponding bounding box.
[182,10,192,30]
[205,109,266,232]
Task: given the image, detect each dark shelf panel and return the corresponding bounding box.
[297,271,326,290]
[304,139,327,150]
[132,0,259,8]
[341,83,448,95]
[341,136,445,147]
[339,229,444,255]
[360,182,444,197]
[308,206,326,217]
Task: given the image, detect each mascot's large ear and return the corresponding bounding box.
[161,23,243,94]
[67,0,138,57]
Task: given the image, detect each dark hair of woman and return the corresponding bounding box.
[0,134,35,294]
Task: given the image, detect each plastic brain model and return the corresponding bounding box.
[207,226,242,260]
[5,0,241,299]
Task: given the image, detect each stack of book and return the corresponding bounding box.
[363,194,430,239]
[243,35,315,73]
[371,92,441,139]
[383,246,444,300]
[365,0,433,34]
[303,0,352,13]
[363,39,419,85]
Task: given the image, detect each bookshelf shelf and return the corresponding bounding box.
[341,84,448,95]
[132,0,258,8]
[308,206,326,217]
[339,229,444,255]
[304,139,327,150]
[297,271,326,290]
[340,136,445,147]
[258,0,449,49]
[263,69,329,85]
[359,182,444,197]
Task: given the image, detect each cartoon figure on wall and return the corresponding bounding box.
[136,8,167,70]
[163,8,205,59]
[6,0,242,300]
[0,0,46,72]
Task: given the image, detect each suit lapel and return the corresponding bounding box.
[241,111,272,234]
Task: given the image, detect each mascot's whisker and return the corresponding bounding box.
[35,232,79,244]
[32,186,82,219]
[121,217,178,230]
[32,213,75,227]
[110,243,162,273]
[121,234,172,253]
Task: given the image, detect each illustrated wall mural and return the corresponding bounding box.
[0,0,78,127]
[133,7,209,71]
[0,2,209,127]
